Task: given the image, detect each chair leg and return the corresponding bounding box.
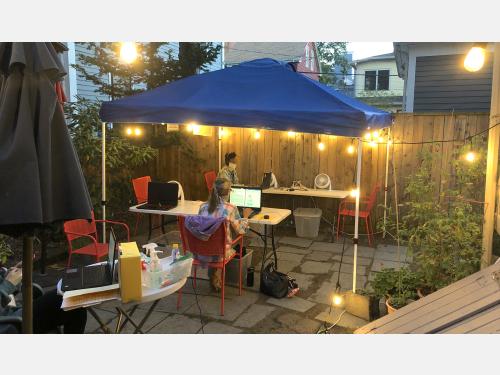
[221,266,226,316]
[365,218,372,247]
[134,213,141,236]
[239,253,243,296]
[193,266,197,289]
[336,213,341,240]
[67,252,72,267]
[342,216,346,235]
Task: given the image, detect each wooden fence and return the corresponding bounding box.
[145,113,490,227]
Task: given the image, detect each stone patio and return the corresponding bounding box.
[76,227,409,334]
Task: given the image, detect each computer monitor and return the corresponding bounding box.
[147,182,179,206]
[229,187,262,209]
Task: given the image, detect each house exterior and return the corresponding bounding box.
[353,52,404,112]
[61,42,222,103]
[394,42,494,112]
[223,42,321,80]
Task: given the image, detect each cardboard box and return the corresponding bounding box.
[118,242,142,303]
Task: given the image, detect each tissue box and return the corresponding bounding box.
[118,242,142,303]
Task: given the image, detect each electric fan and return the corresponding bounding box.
[314,173,331,190]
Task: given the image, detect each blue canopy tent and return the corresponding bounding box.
[100,58,392,291]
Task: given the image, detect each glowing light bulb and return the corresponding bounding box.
[364,132,372,141]
[126,127,133,135]
[219,128,225,139]
[372,130,380,139]
[347,144,355,154]
[192,125,201,135]
[388,139,393,145]
[288,131,296,137]
[332,294,344,307]
[464,46,486,72]
[318,142,325,151]
[254,130,261,140]
[350,188,359,198]
[465,151,477,162]
[134,127,142,136]
[369,141,377,147]
[119,42,138,64]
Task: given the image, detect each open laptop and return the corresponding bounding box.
[136,182,179,211]
[61,228,118,292]
[230,186,262,210]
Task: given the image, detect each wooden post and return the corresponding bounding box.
[482,43,500,268]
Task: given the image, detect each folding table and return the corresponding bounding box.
[130,200,291,272]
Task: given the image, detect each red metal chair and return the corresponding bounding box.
[132,176,151,235]
[204,171,217,194]
[63,211,130,267]
[336,184,380,247]
[176,216,243,316]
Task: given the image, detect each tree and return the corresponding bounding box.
[74,42,221,99]
[316,42,350,86]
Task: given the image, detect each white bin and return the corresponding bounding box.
[293,208,322,238]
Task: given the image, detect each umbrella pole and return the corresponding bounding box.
[218,126,222,170]
[22,233,34,333]
[382,127,391,239]
[352,138,363,293]
[102,122,107,241]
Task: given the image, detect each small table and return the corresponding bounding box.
[58,275,186,334]
[130,200,291,272]
[262,188,350,239]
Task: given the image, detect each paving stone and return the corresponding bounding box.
[308,281,337,305]
[345,246,376,259]
[185,289,259,321]
[371,259,405,272]
[142,291,197,314]
[120,310,170,334]
[305,251,332,262]
[315,306,369,330]
[266,296,316,313]
[277,251,305,262]
[234,304,276,328]
[376,244,409,254]
[277,312,322,333]
[202,321,243,334]
[374,250,407,262]
[276,259,301,273]
[309,241,345,253]
[300,261,332,274]
[288,272,316,291]
[332,255,373,266]
[249,236,265,248]
[330,272,367,291]
[275,246,311,255]
[340,263,368,276]
[279,236,313,248]
[149,314,202,334]
[85,308,117,333]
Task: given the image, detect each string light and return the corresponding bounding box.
[125,126,142,137]
[134,127,142,136]
[318,142,325,151]
[288,131,296,137]
[126,127,133,135]
[465,151,477,162]
[372,130,380,139]
[119,42,138,64]
[464,44,486,72]
[347,144,355,154]
[350,188,359,198]
[364,132,372,141]
[219,127,225,139]
[332,292,344,307]
[369,140,377,147]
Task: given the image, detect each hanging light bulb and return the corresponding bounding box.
[318,142,325,151]
[364,132,372,141]
[350,188,359,198]
[369,140,377,147]
[464,44,486,72]
[254,130,261,140]
[134,127,142,136]
[192,124,201,135]
[372,130,380,139]
[347,144,355,154]
[125,127,133,136]
[332,290,344,307]
[288,131,296,137]
[465,151,477,163]
[219,127,225,139]
[119,42,138,64]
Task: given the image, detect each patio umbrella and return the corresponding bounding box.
[0,42,92,333]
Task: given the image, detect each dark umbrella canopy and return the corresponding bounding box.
[0,42,92,333]
[0,42,92,235]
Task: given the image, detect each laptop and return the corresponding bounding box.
[136,182,179,210]
[61,228,118,292]
[230,186,262,210]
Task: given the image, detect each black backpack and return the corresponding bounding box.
[260,262,298,298]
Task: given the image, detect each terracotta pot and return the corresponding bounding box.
[385,298,397,314]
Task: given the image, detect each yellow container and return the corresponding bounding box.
[118,242,142,303]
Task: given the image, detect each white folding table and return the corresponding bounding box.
[130,201,291,271]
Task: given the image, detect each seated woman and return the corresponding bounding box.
[198,177,250,291]
[0,264,87,334]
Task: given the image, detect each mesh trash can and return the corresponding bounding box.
[293,208,322,238]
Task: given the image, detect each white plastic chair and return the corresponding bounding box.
[168,180,185,201]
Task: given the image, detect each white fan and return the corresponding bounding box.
[314,173,331,190]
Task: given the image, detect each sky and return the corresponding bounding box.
[347,42,394,60]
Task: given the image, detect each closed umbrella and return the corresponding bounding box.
[0,42,92,333]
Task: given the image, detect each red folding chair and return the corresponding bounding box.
[337,185,380,247]
[177,216,243,316]
[63,211,130,266]
[204,171,217,194]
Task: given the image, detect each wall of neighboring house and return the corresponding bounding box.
[296,42,320,80]
[354,59,404,98]
[402,43,494,112]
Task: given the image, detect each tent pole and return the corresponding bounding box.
[352,138,363,292]
[382,127,391,239]
[102,122,106,241]
[218,126,222,171]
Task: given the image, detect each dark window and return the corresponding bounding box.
[364,70,376,90]
[377,70,390,90]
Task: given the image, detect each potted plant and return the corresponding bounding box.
[370,267,418,314]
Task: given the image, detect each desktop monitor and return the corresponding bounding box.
[229,187,262,209]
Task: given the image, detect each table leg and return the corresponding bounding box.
[270,225,278,267]
[116,307,144,334]
[115,305,139,333]
[88,307,111,334]
[148,214,152,240]
[260,224,268,273]
[132,299,160,334]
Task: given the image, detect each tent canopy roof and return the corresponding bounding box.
[100,58,392,137]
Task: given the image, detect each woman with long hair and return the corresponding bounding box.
[198,177,249,291]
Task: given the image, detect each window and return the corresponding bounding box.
[377,70,390,90]
[364,70,376,90]
[364,70,390,91]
